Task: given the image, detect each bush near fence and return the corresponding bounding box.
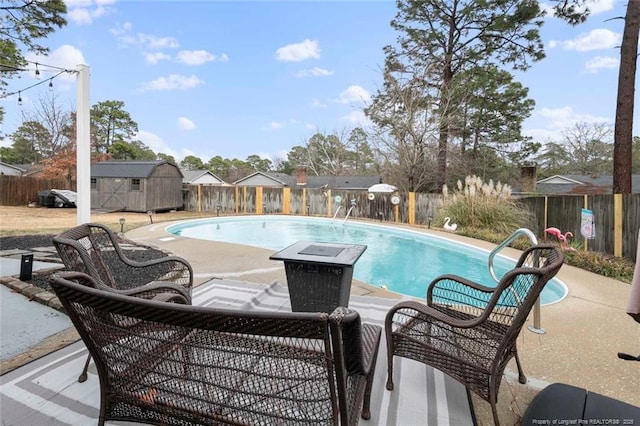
[2,177,638,261]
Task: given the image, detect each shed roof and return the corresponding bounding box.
[91,160,183,178]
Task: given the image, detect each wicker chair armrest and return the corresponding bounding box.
[121,284,192,304]
[330,307,381,376]
[386,300,485,329]
[360,323,382,375]
[121,255,192,277]
[150,292,190,304]
[426,274,495,307]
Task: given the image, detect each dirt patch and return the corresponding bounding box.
[0,206,214,236]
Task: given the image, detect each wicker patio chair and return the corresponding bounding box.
[384,244,564,426]
[51,272,382,426]
[53,222,194,382]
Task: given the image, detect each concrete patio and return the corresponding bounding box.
[1,219,638,425]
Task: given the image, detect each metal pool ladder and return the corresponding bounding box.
[488,228,546,334]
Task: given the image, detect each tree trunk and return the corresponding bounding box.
[613,0,640,194]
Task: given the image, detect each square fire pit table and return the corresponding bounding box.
[269,241,367,313]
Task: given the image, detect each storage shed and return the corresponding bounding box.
[91,160,184,212]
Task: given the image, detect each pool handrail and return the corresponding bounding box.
[331,205,343,223]
[488,228,546,334]
[343,206,356,223]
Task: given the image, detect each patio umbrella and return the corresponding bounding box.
[626,229,640,324]
[368,183,397,193]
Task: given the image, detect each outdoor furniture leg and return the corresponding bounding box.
[78,353,91,383]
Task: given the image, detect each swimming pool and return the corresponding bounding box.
[167,216,567,305]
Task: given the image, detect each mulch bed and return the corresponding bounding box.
[0,234,168,292]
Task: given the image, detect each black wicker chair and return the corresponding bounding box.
[51,272,382,426]
[384,244,564,426]
[53,222,194,382]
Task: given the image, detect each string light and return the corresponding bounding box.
[0,69,71,100]
[35,62,41,79]
[18,91,22,106]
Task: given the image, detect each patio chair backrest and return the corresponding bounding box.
[53,223,119,289]
[51,272,371,426]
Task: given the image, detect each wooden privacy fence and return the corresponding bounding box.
[518,194,640,262]
[0,175,75,206]
[185,185,639,262]
[2,177,638,261]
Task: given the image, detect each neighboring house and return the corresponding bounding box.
[182,169,227,185]
[91,160,184,212]
[536,174,640,195]
[0,162,26,176]
[234,168,382,190]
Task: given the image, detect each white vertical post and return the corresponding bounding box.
[76,64,90,225]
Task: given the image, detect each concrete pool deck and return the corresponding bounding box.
[125,220,640,424]
[1,218,638,424]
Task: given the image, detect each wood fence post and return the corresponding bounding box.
[583,195,588,251]
[614,194,623,257]
[326,189,332,217]
[256,187,263,214]
[408,192,415,225]
[197,184,202,212]
[283,188,290,214]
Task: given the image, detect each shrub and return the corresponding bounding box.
[438,175,532,233]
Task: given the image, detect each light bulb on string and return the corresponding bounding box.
[48,78,53,91]
[35,63,41,79]
[18,91,22,105]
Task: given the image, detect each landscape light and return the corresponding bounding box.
[118,218,125,234]
[147,211,153,224]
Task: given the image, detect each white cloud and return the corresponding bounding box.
[311,98,328,108]
[585,0,615,15]
[27,45,86,82]
[294,67,334,78]
[337,85,371,104]
[585,55,619,73]
[563,29,621,52]
[547,40,558,49]
[111,22,179,50]
[139,34,179,50]
[269,121,283,130]
[341,110,371,126]
[144,52,171,65]
[66,0,114,25]
[524,106,613,141]
[137,74,203,91]
[177,117,196,130]
[275,39,320,62]
[541,0,614,19]
[175,50,229,66]
[136,130,179,159]
[110,21,132,36]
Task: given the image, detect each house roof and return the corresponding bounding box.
[536,174,640,194]
[234,171,381,189]
[91,160,183,178]
[0,162,27,173]
[181,169,225,183]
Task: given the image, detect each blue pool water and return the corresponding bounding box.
[167,216,567,305]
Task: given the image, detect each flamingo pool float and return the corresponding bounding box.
[544,227,573,249]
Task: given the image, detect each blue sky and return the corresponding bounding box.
[1,0,637,165]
